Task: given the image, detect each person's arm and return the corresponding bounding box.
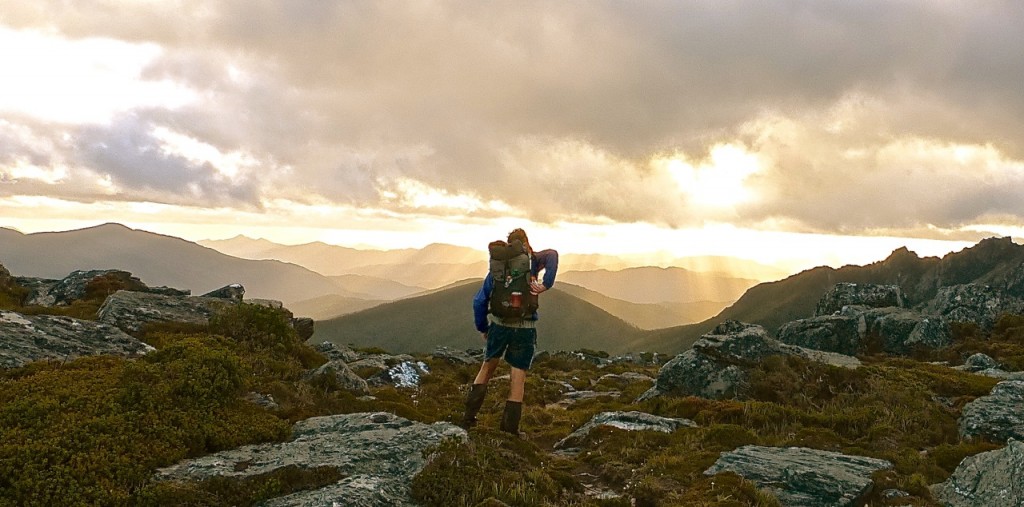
[472,274,493,334]
[533,249,559,289]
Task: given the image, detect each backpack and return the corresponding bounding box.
[488,239,538,320]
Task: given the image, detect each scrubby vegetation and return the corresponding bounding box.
[1,276,1020,506]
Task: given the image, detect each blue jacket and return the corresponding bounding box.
[473,249,559,333]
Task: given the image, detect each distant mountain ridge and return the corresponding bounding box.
[0,224,350,305]
[558,267,758,304]
[635,237,1024,353]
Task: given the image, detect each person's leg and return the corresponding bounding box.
[462,358,500,428]
[500,328,536,435]
[474,358,500,385]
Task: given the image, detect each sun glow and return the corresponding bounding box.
[658,143,762,209]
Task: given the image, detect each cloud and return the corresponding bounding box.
[1,0,1023,238]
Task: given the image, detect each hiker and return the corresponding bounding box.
[463,228,558,434]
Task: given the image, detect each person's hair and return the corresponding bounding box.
[507,228,529,245]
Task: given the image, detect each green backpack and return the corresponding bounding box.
[488,239,538,320]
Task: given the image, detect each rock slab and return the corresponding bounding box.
[555,411,696,449]
[155,412,466,507]
[0,310,153,368]
[704,445,893,507]
[931,439,1024,507]
[815,282,906,316]
[959,380,1024,443]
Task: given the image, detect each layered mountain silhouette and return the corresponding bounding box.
[0,224,357,304]
[314,281,649,354]
[634,237,1024,353]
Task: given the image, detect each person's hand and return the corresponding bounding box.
[481,332,488,342]
[530,280,547,295]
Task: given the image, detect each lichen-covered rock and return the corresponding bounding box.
[290,317,314,341]
[315,341,361,363]
[554,411,697,449]
[17,270,189,307]
[931,439,1024,507]
[550,390,622,409]
[638,321,859,401]
[97,290,236,333]
[201,283,245,301]
[777,315,862,356]
[369,361,430,388]
[155,412,466,507]
[430,346,480,365]
[0,310,153,368]
[780,307,952,356]
[959,380,1024,443]
[956,353,1001,373]
[815,282,906,316]
[923,284,1024,330]
[704,445,893,507]
[307,359,370,396]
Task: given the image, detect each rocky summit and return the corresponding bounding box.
[5,238,1024,506]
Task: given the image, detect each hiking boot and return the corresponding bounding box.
[499,400,522,435]
[461,384,487,428]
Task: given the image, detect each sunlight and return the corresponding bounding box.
[0,27,194,124]
[657,143,762,209]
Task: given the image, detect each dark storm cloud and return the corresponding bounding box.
[2,0,1024,234]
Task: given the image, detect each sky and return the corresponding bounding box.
[1,1,1023,273]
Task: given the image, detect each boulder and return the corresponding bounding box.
[554,411,697,450]
[315,341,361,363]
[155,412,466,507]
[639,321,860,401]
[923,284,1024,330]
[549,390,622,409]
[201,283,245,301]
[815,282,906,316]
[369,361,431,389]
[17,270,188,307]
[430,346,480,365]
[959,380,1024,443]
[778,307,952,356]
[0,310,153,368]
[307,360,371,396]
[704,445,893,507]
[931,439,1024,507]
[956,353,1001,373]
[97,290,236,333]
[290,317,315,341]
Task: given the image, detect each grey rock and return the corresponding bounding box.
[639,321,860,401]
[307,360,371,396]
[431,346,480,365]
[956,353,1001,373]
[777,315,862,356]
[550,390,622,409]
[244,392,279,410]
[370,361,430,388]
[18,270,190,308]
[290,317,314,341]
[594,372,654,389]
[924,284,1024,330]
[315,341,360,363]
[155,412,466,507]
[97,290,235,333]
[931,439,1024,507]
[553,350,612,367]
[815,282,907,316]
[704,445,893,507]
[959,380,1024,443]
[0,310,153,368]
[973,369,1024,381]
[555,411,697,449]
[201,283,245,301]
[779,307,952,356]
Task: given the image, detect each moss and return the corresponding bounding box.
[136,465,346,506]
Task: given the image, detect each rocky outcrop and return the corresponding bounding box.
[931,439,1024,507]
[959,380,1024,443]
[370,361,431,389]
[201,283,245,301]
[97,290,236,333]
[315,341,361,363]
[778,306,952,356]
[923,284,1024,329]
[639,321,859,401]
[155,412,466,507]
[704,445,893,506]
[554,411,697,450]
[0,310,153,368]
[291,317,315,341]
[815,282,906,316]
[18,269,188,307]
[307,360,371,396]
[430,346,481,365]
